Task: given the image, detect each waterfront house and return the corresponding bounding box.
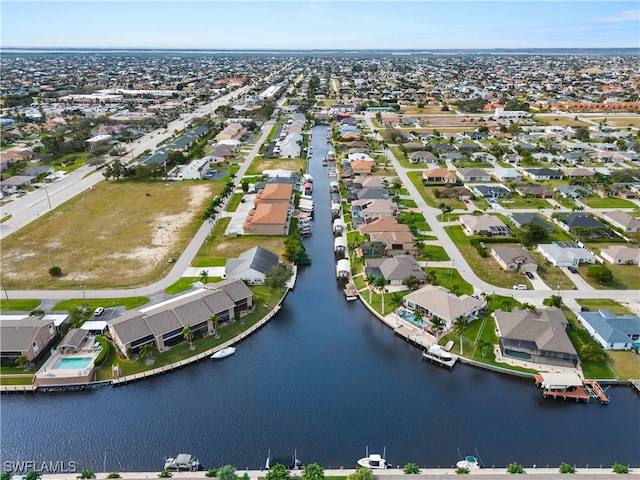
[491,246,538,273]
[243,183,293,235]
[403,285,484,329]
[0,316,58,365]
[365,255,426,286]
[108,279,253,357]
[576,310,640,351]
[494,307,578,368]
[225,247,280,285]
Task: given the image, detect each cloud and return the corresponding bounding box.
[595,9,640,22]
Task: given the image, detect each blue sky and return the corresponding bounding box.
[2,1,639,49]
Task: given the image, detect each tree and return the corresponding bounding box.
[477,340,493,358]
[241,180,249,193]
[425,269,437,284]
[1,474,12,480]
[218,465,237,480]
[265,464,290,480]
[49,265,63,277]
[200,270,209,284]
[402,275,422,291]
[506,462,525,474]
[403,463,420,474]
[431,315,446,341]
[205,470,218,478]
[182,325,194,349]
[390,292,404,325]
[30,308,46,318]
[15,355,29,368]
[347,468,373,480]
[265,263,293,289]
[515,223,548,246]
[208,314,220,338]
[453,316,467,354]
[139,342,156,361]
[301,463,324,480]
[366,273,376,303]
[558,462,576,474]
[25,472,42,480]
[586,264,613,283]
[374,276,387,313]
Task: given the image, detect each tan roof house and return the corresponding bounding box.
[404,285,484,329]
[603,210,640,233]
[349,160,375,175]
[358,216,411,235]
[600,246,640,266]
[1,316,57,363]
[460,214,511,236]
[491,246,537,273]
[422,168,457,184]
[243,202,290,235]
[255,183,293,204]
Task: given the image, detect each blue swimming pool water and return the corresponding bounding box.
[52,356,93,370]
[399,310,425,326]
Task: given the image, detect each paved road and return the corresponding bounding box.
[361,113,640,305]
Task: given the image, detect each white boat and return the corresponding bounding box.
[357,447,388,469]
[425,344,453,361]
[456,455,481,469]
[164,453,202,471]
[211,346,236,359]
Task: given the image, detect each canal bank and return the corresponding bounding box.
[1,124,639,471]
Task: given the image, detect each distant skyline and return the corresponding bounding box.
[2,1,639,50]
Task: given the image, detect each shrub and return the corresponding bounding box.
[205,469,218,478]
[49,265,63,277]
[507,462,525,474]
[77,470,96,479]
[559,462,576,473]
[2,473,12,480]
[403,463,420,474]
[158,470,173,478]
[107,474,121,479]
[93,337,111,367]
[612,463,629,474]
[455,467,470,474]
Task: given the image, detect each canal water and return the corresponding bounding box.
[1,125,638,472]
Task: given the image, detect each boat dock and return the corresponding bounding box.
[422,350,457,370]
[534,373,609,405]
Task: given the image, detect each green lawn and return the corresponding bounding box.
[578,264,640,290]
[452,161,494,169]
[164,276,223,295]
[580,196,638,209]
[427,267,474,295]
[1,299,41,311]
[226,193,243,212]
[0,214,11,223]
[498,197,551,209]
[52,297,149,312]
[422,245,450,261]
[576,299,633,316]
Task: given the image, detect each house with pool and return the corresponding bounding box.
[403,285,484,330]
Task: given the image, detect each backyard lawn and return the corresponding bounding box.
[575,299,633,316]
[577,263,640,290]
[498,196,551,209]
[580,196,637,209]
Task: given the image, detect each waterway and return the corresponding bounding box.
[1,126,638,472]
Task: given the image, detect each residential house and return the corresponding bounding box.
[603,210,640,233]
[515,184,553,198]
[422,168,457,184]
[456,168,491,182]
[437,186,472,201]
[403,285,484,329]
[555,213,609,234]
[509,213,554,233]
[491,246,538,273]
[243,183,293,235]
[351,199,397,226]
[408,151,439,165]
[0,316,58,364]
[349,159,375,175]
[0,175,35,195]
[576,310,640,351]
[108,279,253,357]
[459,215,511,236]
[523,168,563,181]
[554,185,589,199]
[494,307,578,368]
[536,242,597,267]
[493,168,521,182]
[563,167,595,179]
[365,255,426,286]
[471,152,497,163]
[473,184,511,199]
[600,246,640,266]
[346,187,390,204]
[225,247,280,285]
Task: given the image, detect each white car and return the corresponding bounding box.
[94,307,105,316]
[512,284,527,290]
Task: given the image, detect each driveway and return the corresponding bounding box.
[562,267,595,291]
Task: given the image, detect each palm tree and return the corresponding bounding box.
[139,342,156,362]
[200,270,209,284]
[208,314,220,338]
[430,315,447,342]
[389,292,404,326]
[452,316,467,354]
[477,340,493,358]
[182,325,194,349]
[365,273,376,303]
[425,269,437,285]
[374,276,387,314]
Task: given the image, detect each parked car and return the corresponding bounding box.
[568,266,578,274]
[580,306,590,312]
[94,307,105,316]
[512,284,527,290]
[525,271,534,280]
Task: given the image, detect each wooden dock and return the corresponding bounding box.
[534,374,609,405]
[421,350,457,370]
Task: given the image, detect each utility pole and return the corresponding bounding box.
[2,282,10,308]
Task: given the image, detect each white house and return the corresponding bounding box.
[536,242,597,267]
[224,247,280,285]
[576,310,640,351]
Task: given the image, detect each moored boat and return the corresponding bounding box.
[456,455,481,469]
[211,346,236,359]
[357,447,388,469]
[424,344,453,361]
[164,453,202,471]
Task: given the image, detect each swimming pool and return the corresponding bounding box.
[52,356,94,370]
[399,309,425,326]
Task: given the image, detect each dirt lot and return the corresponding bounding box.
[1,181,217,289]
[248,158,305,175]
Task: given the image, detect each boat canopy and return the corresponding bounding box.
[539,373,583,389]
